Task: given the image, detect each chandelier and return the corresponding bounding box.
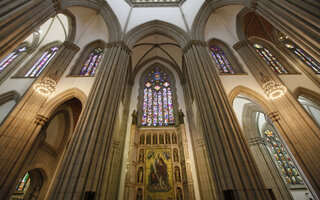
[33,77,56,98]
[260,73,287,100]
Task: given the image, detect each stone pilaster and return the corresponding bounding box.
[49,41,131,200]
[0,0,57,60]
[255,0,320,61]
[234,40,320,198]
[183,40,271,199]
[0,41,79,199]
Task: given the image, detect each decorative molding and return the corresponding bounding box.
[233,39,250,50]
[267,111,280,123]
[247,136,266,146]
[106,41,132,55]
[61,41,80,51]
[182,40,208,54]
[124,0,186,7]
[53,0,63,13]
[39,141,58,157]
[35,115,49,126]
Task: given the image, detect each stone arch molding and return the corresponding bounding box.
[228,85,274,114]
[38,88,87,118]
[124,20,190,49]
[61,0,122,42]
[191,0,250,40]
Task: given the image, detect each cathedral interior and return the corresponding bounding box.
[0,0,319,199]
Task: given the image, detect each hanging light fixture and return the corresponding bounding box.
[260,73,287,100]
[33,77,56,98]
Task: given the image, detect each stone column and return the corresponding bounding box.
[49,41,131,200]
[178,109,196,200]
[0,0,57,60]
[243,103,292,199]
[183,40,271,199]
[124,111,139,200]
[255,0,320,60]
[234,39,320,198]
[0,41,79,199]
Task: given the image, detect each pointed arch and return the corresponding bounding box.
[38,88,86,118]
[124,20,190,49]
[228,85,273,113]
[191,0,250,40]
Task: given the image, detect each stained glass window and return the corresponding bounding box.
[141,67,174,126]
[16,173,30,191]
[264,129,303,185]
[253,44,288,74]
[210,46,234,74]
[24,46,59,77]
[80,48,103,76]
[0,46,26,72]
[285,43,320,74]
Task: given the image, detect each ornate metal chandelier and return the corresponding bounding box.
[260,73,287,100]
[33,77,56,98]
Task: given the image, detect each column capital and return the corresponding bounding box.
[53,0,63,13]
[61,41,80,51]
[247,136,266,146]
[233,39,250,50]
[182,40,208,54]
[267,111,280,123]
[106,40,132,55]
[35,114,49,126]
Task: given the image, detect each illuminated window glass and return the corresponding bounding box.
[142,67,174,126]
[24,46,59,77]
[0,46,26,72]
[80,48,103,76]
[253,44,288,74]
[210,46,234,74]
[285,43,320,74]
[264,129,303,185]
[16,173,30,191]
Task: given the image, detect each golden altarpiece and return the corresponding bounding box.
[124,67,195,200]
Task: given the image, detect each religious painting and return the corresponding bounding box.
[145,149,173,200]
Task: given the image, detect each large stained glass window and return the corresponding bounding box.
[264,129,303,185]
[253,44,288,74]
[16,173,30,191]
[284,43,320,74]
[210,46,234,74]
[0,46,26,72]
[25,46,59,77]
[141,67,174,126]
[80,48,103,76]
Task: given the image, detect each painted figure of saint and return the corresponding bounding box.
[139,150,144,163]
[147,153,171,192]
[175,167,181,182]
[137,167,143,183]
[173,149,179,162]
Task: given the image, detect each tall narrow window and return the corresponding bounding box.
[0,46,26,72]
[80,47,103,76]
[253,44,288,74]
[16,173,30,191]
[24,46,59,77]
[210,46,234,74]
[284,43,320,74]
[141,67,174,126]
[263,128,303,185]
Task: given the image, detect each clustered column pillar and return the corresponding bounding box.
[234,39,320,198]
[254,0,320,60]
[183,40,271,199]
[50,41,131,200]
[0,0,58,60]
[0,41,80,199]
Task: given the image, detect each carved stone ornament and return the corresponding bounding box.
[35,115,49,126]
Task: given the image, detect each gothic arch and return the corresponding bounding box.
[293,87,320,103]
[61,0,122,41]
[0,90,20,105]
[191,0,250,40]
[124,20,190,49]
[133,56,183,82]
[207,38,245,73]
[38,88,86,118]
[69,39,107,76]
[228,85,273,114]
